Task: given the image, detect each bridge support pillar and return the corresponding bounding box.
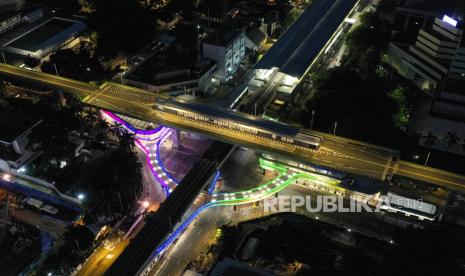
[57,88,67,107]
[171,129,182,149]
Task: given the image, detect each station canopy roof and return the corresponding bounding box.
[254,0,357,79]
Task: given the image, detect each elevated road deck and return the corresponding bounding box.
[1,63,465,192]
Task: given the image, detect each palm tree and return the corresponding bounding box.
[83,111,98,125]
[118,131,136,152]
[422,132,437,146]
[444,131,460,149]
[110,122,124,136]
[96,119,110,141]
[96,118,109,131]
[0,80,6,99]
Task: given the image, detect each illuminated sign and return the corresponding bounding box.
[442,15,458,27]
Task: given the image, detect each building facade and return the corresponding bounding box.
[387,16,464,93]
[202,29,246,80]
[0,11,21,33]
[388,15,465,154]
[0,121,42,169]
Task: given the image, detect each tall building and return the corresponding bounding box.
[431,17,465,121]
[387,15,465,154]
[387,16,464,93]
[202,29,246,80]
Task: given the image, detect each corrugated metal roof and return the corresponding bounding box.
[166,98,299,136]
[254,0,357,78]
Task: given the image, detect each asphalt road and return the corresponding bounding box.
[1,63,465,192]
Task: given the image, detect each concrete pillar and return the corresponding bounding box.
[171,129,182,149]
[57,88,67,107]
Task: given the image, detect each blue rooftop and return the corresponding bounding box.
[255,0,357,79]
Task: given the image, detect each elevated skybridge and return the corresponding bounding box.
[2,63,465,191]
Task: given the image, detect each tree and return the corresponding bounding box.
[118,130,136,152]
[37,225,95,275]
[83,110,98,125]
[26,98,84,179]
[422,132,437,146]
[88,0,157,56]
[96,118,110,142]
[63,225,95,252]
[79,149,143,215]
[24,55,40,69]
[444,131,460,149]
[344,12,391,80]
[25,0,81,15]
[110,122,124,136]
[381,225,465,276]
[41,47,106,82]
[0,80,6,99]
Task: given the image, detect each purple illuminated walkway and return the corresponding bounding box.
[100,111,178,196]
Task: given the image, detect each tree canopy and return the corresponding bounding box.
[303,12,412,149]
[41,45,106,82]
[76,148,143,216]
[88,0,157,56]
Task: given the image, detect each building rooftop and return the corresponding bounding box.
[1,17,85,59]
[0,101,39,142]
[254,0,357,79]
[0,145,21,161]
[246,27,266,46]
[210,258,272,276]
[0,9,19,22]
[126,41,214,87]
[204,28,242,47]
[0,4,41,23]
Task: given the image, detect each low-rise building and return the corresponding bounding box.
[0,17,85,61]
[0,120,41,170]
[22,7,43,23]
[0,7,43,34]
[0,10,21,33]
[245,27,267,51]
[124,38,217,96]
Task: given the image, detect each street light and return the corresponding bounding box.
[77,193,85,201]
[424,151,431,166]
[1,51,6,63]
[142,200,150,208]
[53,63,59,76]
[1,173,11,181]
[310,110,315,129]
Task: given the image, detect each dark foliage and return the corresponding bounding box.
[77,148,143,216]
[380,225,465,276]
[41,45,106,82]
[88,0,157,55]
